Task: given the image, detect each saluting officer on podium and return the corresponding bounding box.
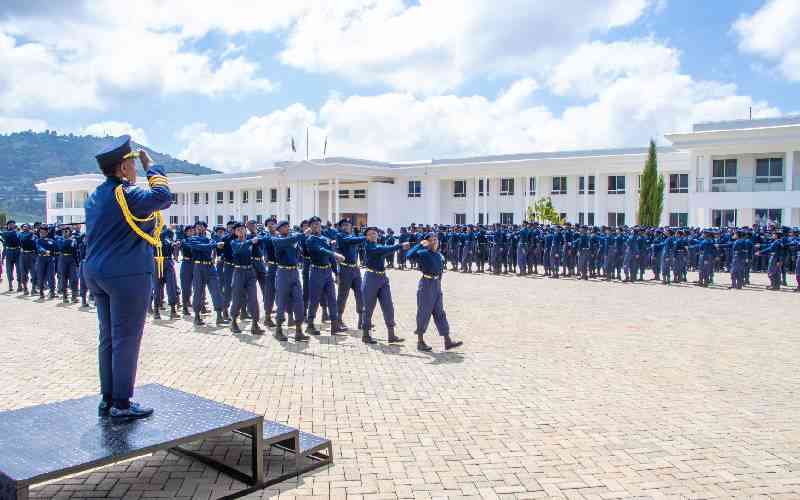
[83,135,172,422]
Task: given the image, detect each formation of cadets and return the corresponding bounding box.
[3,217,799,347]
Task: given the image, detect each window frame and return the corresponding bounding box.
[454,213,466,225]
[755,158,783,184]
[338,189,351,199]
[453,180,466,198]
[499,178,515,196]
[607,175,626,195]
[500,212,514,225]
[353,189,366,199]
[407,180,422,198]
[669,173,688,193]
[551,176,567,195]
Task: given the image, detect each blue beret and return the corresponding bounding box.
[95,135,133,170]
[424,232,437,240]
[338,218,351,226]
[276,220,290,229]
[365,226,380,233]
[232,222,244,230]
[309,216,322,224]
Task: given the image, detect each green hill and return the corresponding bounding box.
[0,130,218,221]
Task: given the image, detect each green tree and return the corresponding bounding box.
[637,140,665,226]
[528,196,563,224]
[0,211,6,226]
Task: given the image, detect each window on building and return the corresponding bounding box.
[256,190,263,204]
[194,215,200,223]
[712,159,738,190]
[242,190,249,204]
[216,191,223,204]
[242,215,248,223]
[551,177,567,195]
[500,212,514,225]
[170,193,178,204]
[478,178,490,196]
[608,175,626,194]
[712,209,737,227]
[256,214,263,223]
[529,177,536,195]
[669,173,688,193]
[669,212,688,226]
[354,189,366,199]
[270,188,277,203]
[755,158,783,184]
[216,215,223,225]
[56,215,64,223]
[228,191,234,204]
[408,180,422,198]
[559,212,567,222]
[578,212,595,225]
[228,215,235,221]
[192,192,200,205]
[338,189,350,199]
[454,213,466,225]
[453,180,466,198]
[608,212,625,227]
[500,178,515,196]
[754,208,782,225]
[169,215,179,224]
[286,187,291,202]
[478,213,487,225]
[202,192,208,205]
[579,176,595,195]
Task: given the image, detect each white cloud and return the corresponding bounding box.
[179,40,780,172]
[78,121,149,145]
[0,1,278,113]
[0,116,48,134]
[733,0,800,81]
[279,0,654,93]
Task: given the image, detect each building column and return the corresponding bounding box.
[702,155,713,193]
[334,177,341,223]
[582,171,589,224]
[786,150,795,191]
[594,171,607,226]
[327,179,333,223]
[473,176,479,224]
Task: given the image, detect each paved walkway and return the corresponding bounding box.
[1,269,799,499]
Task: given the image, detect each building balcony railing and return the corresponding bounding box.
[50,201,84,209]
[696,177,790,193]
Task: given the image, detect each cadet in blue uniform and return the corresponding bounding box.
[406,233,463,352]
[271,220,309,342]
[35,225,57,299]
[1,220,21,291]
[305,216,346,335]
[182,221,228,326]
[179,225,195,315]
[361,226,409,344]
[756,228,788,290]
[56,226,79,303]
[152,227,179,319]
[83,136,171,421]
[336,219,366,330]
[228,223,266,336]
[18,223,36,294]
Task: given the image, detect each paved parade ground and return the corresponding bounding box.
[1,270,799,500]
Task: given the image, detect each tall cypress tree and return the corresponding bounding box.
[637,140,664,226]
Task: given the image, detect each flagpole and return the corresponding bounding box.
[306,127,309,161]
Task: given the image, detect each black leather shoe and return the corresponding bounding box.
[231,318,242,333]
[387,327,404,343]
[306,323,321,336]
[274,326,288,341]
[110,402,154,422]
[264,317,276,328]
[251,323,264,336]
[417,341,432,352]
[98,400,111,418]
[444,336,463,350]
[169,305,179,319]
[362,332,377,344]
[194,313,205,326]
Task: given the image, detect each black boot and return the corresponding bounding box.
[72,295,79,303]
[216,311,229,326]
[183,304,191,316]
[295,324,309,342]
[62,293,69,303]
[444,335,463,350]
[194,313,205,326]
[222,309,230,321]
[251,321,264,336]
[274,324,288,341]
[330,320,346,335]
[169,305,178,319]
[417,334,432,352]
[81,298,89,308]
[306,323,321,336]
[387,326,404,343]
[264,316,276,328]
[230,316,241,333]
[153,308,161,320]
[362,329,377,344]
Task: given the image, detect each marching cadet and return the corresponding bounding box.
[179,225,195,316]
[651,228,676,285]
[397,227,410,270]
[261,219,279,327]
[336,219,366,330]
[228,222,266,336]
[18,223,36,295]
[719,228,752,290]
[623,227,641,282]
[77,230,91,307]
[271,220,309,342]
[515,223,528,276]
[406,232,463,352]
[182,221,229,326]
[56,226,79,303]
[83,136,171,421]
[151,227,179,319]
[361,226,410,344]
[755,227,788,290]
[35,224,57,299]
[1,220,20,291]
[246,219,269,323]
[575,226,591,280]
[305,216,346,336]
[690,229,718,287]
[219,221,236,321]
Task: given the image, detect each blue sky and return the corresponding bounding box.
[0,0,798,172]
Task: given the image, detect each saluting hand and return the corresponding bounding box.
[420,240,429,248]
[216,242,225,248]
[139,150,152,169]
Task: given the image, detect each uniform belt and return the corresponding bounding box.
[340,262,359,268]
[366,269,385,275]
[303,256,311,260]
[311,264,330,269]
[22,250,34,253]
[253,256,264,261]
[182,257,192,261]
[422,274,440,280]
[61,252,73,256]
[278,264,297,270]
[194,260,213,265]
[5,246,18,250]
[224,260,233,265]
[232,264,251,269]
[267,260,276,265]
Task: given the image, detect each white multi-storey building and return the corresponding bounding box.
[37,116,800,228]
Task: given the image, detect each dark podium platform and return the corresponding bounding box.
[0,384,264,500]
